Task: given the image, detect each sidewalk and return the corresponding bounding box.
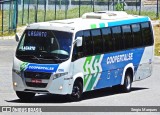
[151,20,160,26]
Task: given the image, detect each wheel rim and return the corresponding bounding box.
[72,86,81,99]
[126,76,131,90]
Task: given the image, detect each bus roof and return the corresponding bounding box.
[26,11,150,32]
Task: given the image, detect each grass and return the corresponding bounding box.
[1,7,160,34]
[16,6,95,25]
[0,11,1,22]
[0,7,160,32]
[0,9,16,36]
[0,11,2,35]
[0,6,95,36]
[126,10,160,20]
[154,24,160,56]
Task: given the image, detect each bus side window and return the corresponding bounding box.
[122,25,133,49]
[112,26,124,51]
[83,30,93,57]
[141,22,153,46]
[91,29,103,54]
[131,24,143,47]
[102,28,113,53]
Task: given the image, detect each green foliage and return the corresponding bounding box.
[0,6,97,36]
[154,25,160,56]
[1,7,160,37]
[115,3,124,11]
[155,43,160,56]
[126,10,160,20]
[0,30,15,37]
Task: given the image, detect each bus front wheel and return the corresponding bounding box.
[16,91,35,102]
[68,81,83,102]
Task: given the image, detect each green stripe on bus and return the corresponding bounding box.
[83,55,102,91]
[83,56,92,87]
[99,23,105,28]
[90,24,97,29]
[84,69,91,88]
[86,68,100,91]
[86,55,101,91]
[20,62,29,71]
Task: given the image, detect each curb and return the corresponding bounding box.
[155,56,160,59]
[151,20,160,26]
[0,36,15,40]
[154,56,160,64]
[0,26,27,40]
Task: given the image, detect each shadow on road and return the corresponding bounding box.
[6,87,148,104]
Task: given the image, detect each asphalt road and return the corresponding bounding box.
[0,39,160,110]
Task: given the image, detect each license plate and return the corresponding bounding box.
[31,79,42,83]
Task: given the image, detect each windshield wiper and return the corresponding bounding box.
[40,55,61,63]
[17,55,41,62]
[52,55,60,60]
[17,54,67,63]
[52,55,69,61]
[38,50,61,60]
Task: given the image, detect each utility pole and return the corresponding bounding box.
[21,0,23,6]
[69,0,71,6]
[157,0,159,18]
[59,0,62,10]
[46,0,48,10]
[0,2,1,11]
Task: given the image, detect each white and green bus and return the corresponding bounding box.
[12,11,154,101]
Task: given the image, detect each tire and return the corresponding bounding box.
[68,81,83,102]
[16,91,35,102]
[122,72,132,93]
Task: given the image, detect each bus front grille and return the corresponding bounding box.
[24,72,51,79]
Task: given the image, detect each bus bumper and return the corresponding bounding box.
[12,72,73,95]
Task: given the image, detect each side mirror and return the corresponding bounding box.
[15,34,20,42]
[76,37,83,47]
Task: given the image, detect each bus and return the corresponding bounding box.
[12,11,154,101]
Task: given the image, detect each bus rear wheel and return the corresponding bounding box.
[16,91,35,102]
[122,72,132,92]
[68,81,83,102]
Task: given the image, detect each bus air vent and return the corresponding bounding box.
[82,11,128,20]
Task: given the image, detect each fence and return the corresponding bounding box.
[0,0,18,36]
[0,0,160,36]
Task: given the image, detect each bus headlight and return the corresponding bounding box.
[12,69,21,76]
[13,82,17,87]
[53,72,68,80]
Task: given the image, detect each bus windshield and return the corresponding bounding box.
[16,30,73,64]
